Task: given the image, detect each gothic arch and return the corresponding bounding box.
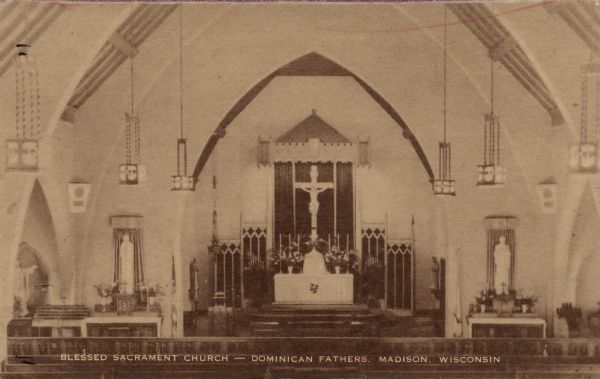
[192,52,434,181]
[7,179,62,307]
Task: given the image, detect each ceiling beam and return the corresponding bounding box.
[60,105,78,124]
[63,4,176,117]
[108,32,138,59]
[489,35,518,62]
[547,1,600,54]
[449,4,565,126]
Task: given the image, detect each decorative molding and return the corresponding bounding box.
[272,139,356,163]
[110,215,143,229]
[489,36,518,62]
[108,32,139,58]
[483,216,519,230]
[60,105,78,124]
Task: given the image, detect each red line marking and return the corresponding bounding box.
[314,1,555,34]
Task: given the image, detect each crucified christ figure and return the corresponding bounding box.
[295,165,333,242]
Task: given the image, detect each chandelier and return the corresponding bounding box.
[477,59,506,186]
[7,44,41,171]
[119,56,145,185]
[433,6,456,196]
[171,5,196,191]
[569,59,599,173]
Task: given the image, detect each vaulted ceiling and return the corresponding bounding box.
[0,2,598,131]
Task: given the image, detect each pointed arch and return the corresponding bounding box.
[192,52,434,181]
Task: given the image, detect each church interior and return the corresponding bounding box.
[1,1,600,378]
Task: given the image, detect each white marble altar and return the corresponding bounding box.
[274,274,353,304]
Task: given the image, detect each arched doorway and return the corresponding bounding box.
[7,180,59,337]
[568,185,600,336]
[13,243,49,318]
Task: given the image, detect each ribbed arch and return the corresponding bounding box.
[192,52,434,181]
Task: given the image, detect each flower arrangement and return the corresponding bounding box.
[147,284,166,298]
[270,242,304,272]
[324,244,348,266]
[323,240,358,273]
[93,282,117,312]
[476,288,495,307]
[515,290,537,309]
[556,302,582,332]
[94,283,116,298]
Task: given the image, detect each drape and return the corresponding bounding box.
[336,162,353,248]
[274,162,294,245]
[113,228,144,290]
[275,161,353,245]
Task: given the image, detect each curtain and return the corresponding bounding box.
[275,161,353,245]
[274,162,294,245]
[336,162,354,248]
[113,228,144,290]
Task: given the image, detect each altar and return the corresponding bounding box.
[274,273,353,304]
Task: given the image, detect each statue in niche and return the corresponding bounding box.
[119,234,135,294]
[493,235,511,294]
[13,262,38,317]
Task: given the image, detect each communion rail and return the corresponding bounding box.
[6,337,600,361]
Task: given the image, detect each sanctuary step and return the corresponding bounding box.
[248,304,383,337]
[379,311,439,337]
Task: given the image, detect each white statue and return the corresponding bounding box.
[14,263,38,316]
[119,234,135,294]
[493,235,511,293]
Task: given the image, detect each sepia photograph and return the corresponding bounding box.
[0,0,599,377]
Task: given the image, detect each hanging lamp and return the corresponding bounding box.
[7,43,41,171]
[433,6,456,196]
[119,54,145,185]
[477,58,506,186]
[569,57,600,173]
[171,5,196,191]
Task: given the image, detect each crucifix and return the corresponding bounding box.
[295,164,333,242]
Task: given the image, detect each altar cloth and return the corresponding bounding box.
[274,273,353,304]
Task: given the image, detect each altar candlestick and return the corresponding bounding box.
[346,234,349,251]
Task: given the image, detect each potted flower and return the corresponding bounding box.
[147,284,165,307]
[515,290,537,313]
[271,242,304,274]
[94,282,116,312]
[556,302,582,335]
[475,289,495,313]
[324,244,356,274]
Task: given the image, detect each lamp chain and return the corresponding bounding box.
[581,67,589,143]
[443,5,447,144]
[15,62,21,139]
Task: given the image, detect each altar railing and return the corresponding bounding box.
[7,337,600,360]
